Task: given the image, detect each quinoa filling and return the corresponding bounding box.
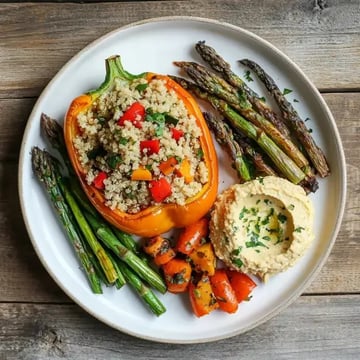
[73,77,209,214]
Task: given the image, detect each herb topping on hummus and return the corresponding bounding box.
[209,176,314,281]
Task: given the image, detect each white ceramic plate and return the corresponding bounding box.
[18,17,346,343]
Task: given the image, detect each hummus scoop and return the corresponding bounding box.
[209,176,314,281]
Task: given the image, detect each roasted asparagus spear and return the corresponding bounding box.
[240,59,330,178]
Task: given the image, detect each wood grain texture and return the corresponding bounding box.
[0,0,359,98]
[0,0,359,357]
[0,296,359,359]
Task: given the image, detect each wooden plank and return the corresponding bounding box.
[0,1,359,98]
[0,295,359,359]
[0,93,358,301]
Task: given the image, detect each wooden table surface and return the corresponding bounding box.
[1,1,359,359]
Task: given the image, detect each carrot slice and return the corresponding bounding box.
[210,270,238,313]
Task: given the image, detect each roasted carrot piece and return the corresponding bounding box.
[162,258,192,293]
[143,236,175,266]
[188,242,216,276]
[176,217,209,255]
[159,157,177,175]
[131,167,152,181]
[227,270,257,303]
[210,269,238,313]
[175,158,193,183]
[189,275,219,317]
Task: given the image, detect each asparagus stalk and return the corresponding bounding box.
[116,261,166,316]
[31,147,102,294]
[194,41,291,137]
[171,76,306,185]
[232,132,278,177]
[57,175,118,284]
[107,252,126,289]
[41,114,143,255]
[240,58,330,178]
[174,61,314,179]
[84,211,167,294]
[203,111,252,181]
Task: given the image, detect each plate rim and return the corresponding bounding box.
[18,15,347,343]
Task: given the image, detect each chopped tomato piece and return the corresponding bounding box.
[93,171,107,190]
[118,102,145,128]
[149,178,172,202]
[226,271,257,303]
[171,127,184,141]
[140,139,160,155]
[210,270,238,313]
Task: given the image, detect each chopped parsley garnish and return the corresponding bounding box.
[294,226,305,233]
[232,258,243,268]
[197,148,204,159]
[231,247,242,256]
[293,98,299,103]
[135,83,148,92]
[119,137,129,145]
[145,112,166,136]
[244,70,253,82]
[283,88,293,95]
[259,96,266,102]
[106,154,122,169]
[257,177,264,184]
[239,206,250,220]
[277,213,288,224]
[288,204,295,211]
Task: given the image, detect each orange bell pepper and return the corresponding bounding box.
[188,275,219,317]
[188,242,216,276]
[64,55,218,237]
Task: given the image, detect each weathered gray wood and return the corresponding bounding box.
[0,295,359,359]
[0,0,359,98]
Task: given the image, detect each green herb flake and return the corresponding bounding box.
[288,204,295,211]
[283,88,293,95]
[278,213,288,224]
[293,98,299,103]
[244,70,254,82]
[232,258,243,268]
[119,137,129,145]
[294,226,305,233]
[164,114,179,125]
[135,83,148,92]
[239,206,250,220]
[257,177,264,185]
[106,154,122,170]
[197,148,204,160]
[259,96,266,102]
[262,236,271,241]
[231,247,242,256]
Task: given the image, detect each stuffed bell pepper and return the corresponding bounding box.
[64,55,218,237]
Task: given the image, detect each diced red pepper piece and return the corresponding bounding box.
[140,139,160,155]
[118,102,145,129]
[93,171,107,190]
[226,271,257,303]
[171,127,184,141]
[149,178,172,202]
